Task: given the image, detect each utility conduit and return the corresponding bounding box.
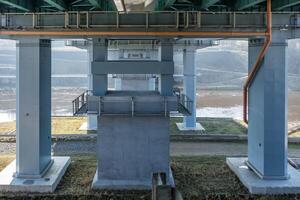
[243,0,272,124]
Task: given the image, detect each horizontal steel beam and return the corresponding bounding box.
[0,11,299,38]
[92,61,174,74]
[236,0,266,10]
[87,0,117,10]
[0,30,269,37]
[273,0,300,10]
[0,0,31,11]
[44,0,66,11]
[201,0,220,9]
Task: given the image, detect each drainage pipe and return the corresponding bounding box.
[243,0,272,124]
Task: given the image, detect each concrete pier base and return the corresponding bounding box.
[0,157,71,193]
[93,116,172,190]
[92,167,174,190]
[176,122,205,131]
[226,157,300,194]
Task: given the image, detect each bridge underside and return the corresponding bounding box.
[0,0,300,196]
[0,0,300,12]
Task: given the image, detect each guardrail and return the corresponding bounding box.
[1,11,299,30]
[87,94,178,117]
[72,90,89,115]
[72,89,193,116]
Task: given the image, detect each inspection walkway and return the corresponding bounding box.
[1,141,300,157]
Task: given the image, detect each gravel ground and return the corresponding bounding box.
[1,141,300,157]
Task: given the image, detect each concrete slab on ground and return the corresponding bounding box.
[176,122,205,131]
[0,156,71,193]
[227,157,300,194]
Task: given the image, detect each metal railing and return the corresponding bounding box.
[174,88,193,115]
[1,11,299,30]
[87,95,178,117]
[72,90,89,115]
[72,89,193,116]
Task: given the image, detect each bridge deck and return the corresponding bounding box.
[0,11,299,38]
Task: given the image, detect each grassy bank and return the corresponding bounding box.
[0,117,247,136]
[0,155,298,200]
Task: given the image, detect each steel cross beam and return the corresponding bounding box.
[155,0,176,10]
[201,0,220,9]
[235,0,266,10]
[273,0,300,10]
[87,0,117,10]
[44,0,66,11]
[0,0,31,11]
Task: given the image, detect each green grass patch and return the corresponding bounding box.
[0,155,299,199]
[170,117,247,135]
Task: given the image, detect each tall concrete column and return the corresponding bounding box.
[87,38,108,130]
[247,38,288,179]
[158,39,174,96]
[0,38,70,192]
[177,48,204,131]
[16,38,52,178]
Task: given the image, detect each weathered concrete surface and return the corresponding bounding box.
[227,157,300,194]
[93,116,172,189]
[0,156,70,193]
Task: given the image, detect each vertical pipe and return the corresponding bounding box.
[243,0,272,124]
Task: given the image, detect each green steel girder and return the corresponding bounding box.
[87,0,117,11]
[235,0,266,10]
[201,0,220,9]
[44,0,66,11]
[155,0,177,10]
[272,0,300,10]
[0,0,31,11]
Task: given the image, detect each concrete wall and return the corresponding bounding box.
[94,116,171,189]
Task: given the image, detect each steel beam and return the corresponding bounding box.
[0,0,31,11]
[155,0,176,10]
[87,0,117,10]
[273,0,300,10]
[235,0,266,10]
[44,0,66,11]
[201,0,220,9]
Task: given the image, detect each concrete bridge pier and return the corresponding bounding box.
[0,38,70,192]
[227,36,300,194]
[177,48,204,131]
[87,38,108,131]
[92,38,175,189]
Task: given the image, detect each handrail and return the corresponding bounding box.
[72,90,90,115]
[72,88,193,117]
[243,0,272,124]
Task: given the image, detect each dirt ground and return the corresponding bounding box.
[197,90,300,122]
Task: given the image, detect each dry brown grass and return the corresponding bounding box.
[0,117,87,135]
[51,117,87,134]
[0,155,15,171]
[0,121,15,133]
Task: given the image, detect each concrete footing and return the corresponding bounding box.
[92,166,175,190]
[0,157,71,193]
[176,123,205,131]
[226,157,300,194]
